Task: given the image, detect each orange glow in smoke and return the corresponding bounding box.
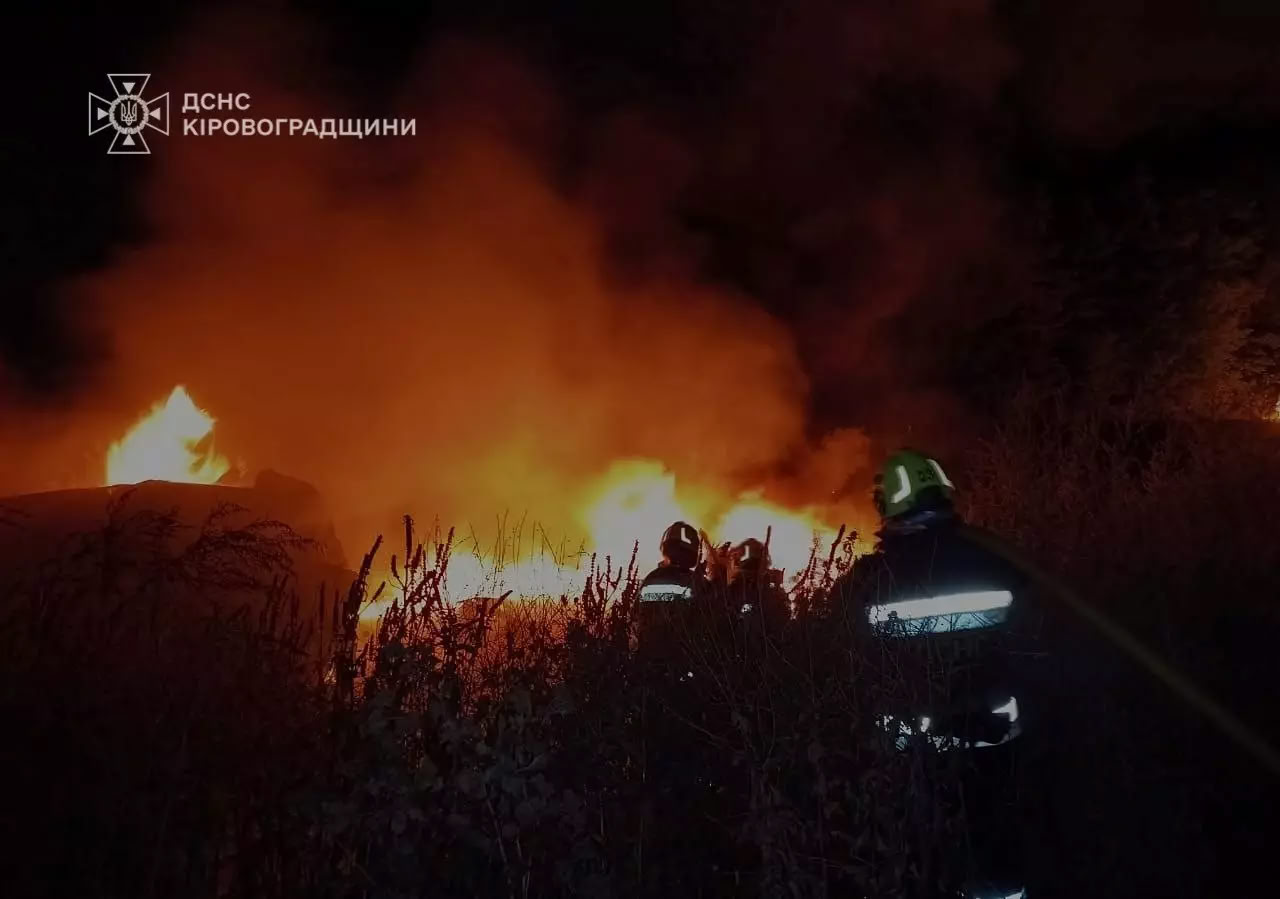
[104,385,231,486]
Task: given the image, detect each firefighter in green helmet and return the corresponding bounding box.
[831,448,1042,899]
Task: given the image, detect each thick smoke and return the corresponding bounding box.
[4,17,876,559]
[6,1,1274,528]
[3,0,1055,554]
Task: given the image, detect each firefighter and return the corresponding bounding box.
[634,522,728,889]
[634,520,709,656]
[831,448,1041,899]
[726,537,790,635]
[638,520,706,602]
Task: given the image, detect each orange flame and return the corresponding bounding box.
[105,385,231,486]
[99,392,855,617]
[578,461,851,582]
[359,458,859,623]
[98,389,858,624]
[580,459,693,569]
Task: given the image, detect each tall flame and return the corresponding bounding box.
[105,385,231,486]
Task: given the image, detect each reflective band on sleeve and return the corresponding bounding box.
[640,583,692,601]
[866,589,1013,633]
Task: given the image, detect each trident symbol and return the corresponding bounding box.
[88,74,170,155]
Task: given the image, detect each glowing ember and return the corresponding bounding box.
[105,385,231,486]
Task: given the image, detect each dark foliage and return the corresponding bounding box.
[0,505,1005,899]
[5,410,1280,899]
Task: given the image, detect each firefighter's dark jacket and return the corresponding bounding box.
[827,514,1047,727]
[831,516,1032,627]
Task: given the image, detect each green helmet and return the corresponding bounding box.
[873,448,956,521]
